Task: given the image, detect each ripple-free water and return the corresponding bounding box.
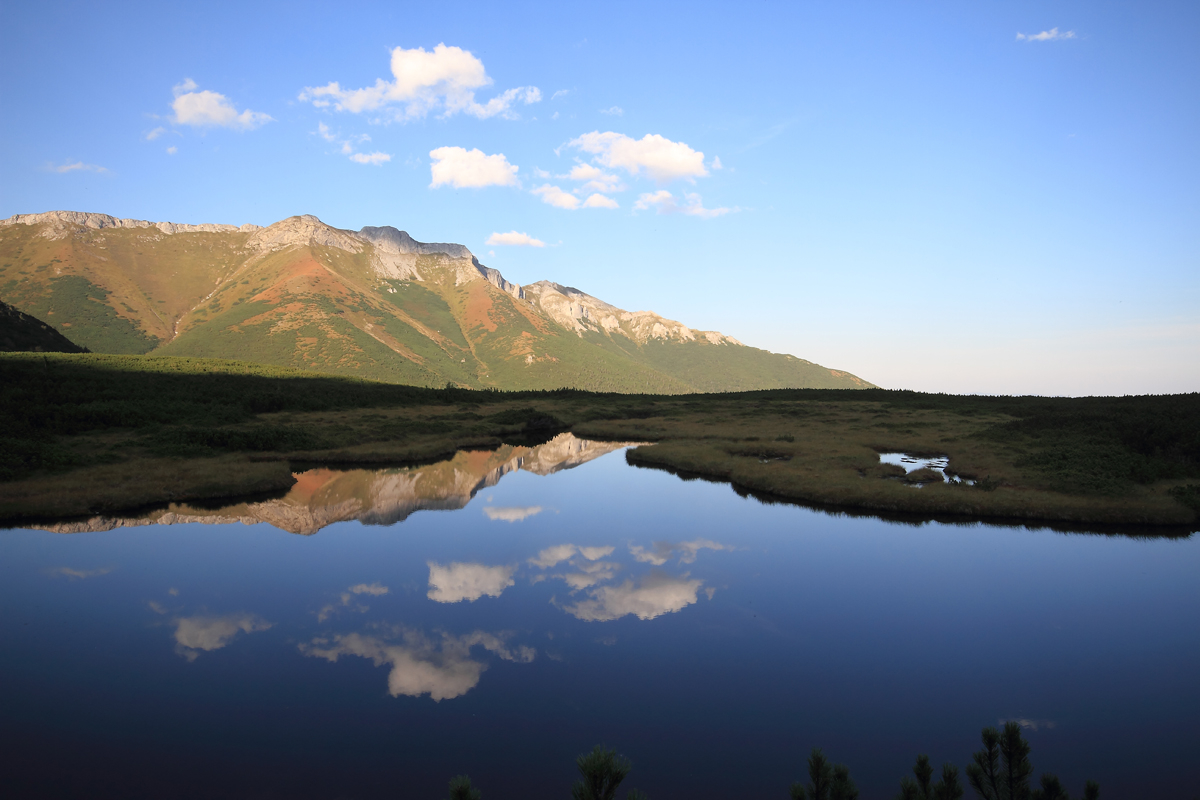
[1,439,1196,798]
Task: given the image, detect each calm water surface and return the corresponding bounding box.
[1,436,1197,799]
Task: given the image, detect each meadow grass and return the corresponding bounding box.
[1,353,1196,526]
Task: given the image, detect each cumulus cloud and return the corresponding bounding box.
[299,43,540,121]
[563,163,624,193]
[1016,27,1076,42]
[173,613,271,661]
[430,146,519,188]
[569,131,708,183]
[302,628,534,702]
[532,183,581,209]
[171,79,272,130]
[599,106,624,116]
[48,566,112,579]
[427,561,516,603]
[563,572,704,621]
[532,183,617,210]
[484,234,546,249]
[49,162,108,174]
[350,151,392,165]
[629,539,730,566]
[633,190,732,219]
[582,193,619,209]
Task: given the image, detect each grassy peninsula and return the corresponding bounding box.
[1,352,1197,528]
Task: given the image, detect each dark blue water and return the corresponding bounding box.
[1,440,1197,799]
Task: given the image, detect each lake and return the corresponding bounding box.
[1,434,1196,799]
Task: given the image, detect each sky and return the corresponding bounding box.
[2,0,1197,396]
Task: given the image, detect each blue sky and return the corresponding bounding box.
[2,1,1197,395]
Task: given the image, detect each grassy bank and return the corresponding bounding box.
[1,352,1197,527]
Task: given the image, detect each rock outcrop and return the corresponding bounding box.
[0,210,260,237]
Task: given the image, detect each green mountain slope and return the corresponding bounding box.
[0,211,875,392]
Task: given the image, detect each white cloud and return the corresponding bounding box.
[533,167,551,178]
[171,79,272,130]
[316,122,385,164]
[1016,27,1076,42]
[166,146,177,155]
[430,146,519,188]
[563,572,704,621]
[532,183,581,209]
[484,234,546,249]
[146,126,166,141]
[299,43,540,121]
[582,193,619,209]
[302,628,534,702]
[569,131,708,182]
[173,613,271,661]
[564,163,624,193]
[351,151,392,165]
[711,156,723,170]
[633,190,732,218]
[551,89,571,100]
[629,538,730,565]
[50,162,108,174]
[599,106,624,116]
[427,561,516,603]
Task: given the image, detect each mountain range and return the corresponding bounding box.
[0,211,873,392]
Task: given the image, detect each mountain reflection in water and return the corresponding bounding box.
[37,433,637,535]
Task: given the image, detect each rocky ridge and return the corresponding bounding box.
[2,211,740,346]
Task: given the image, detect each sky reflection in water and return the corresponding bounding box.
[1,435,1197,799]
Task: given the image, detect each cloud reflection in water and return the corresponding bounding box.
[483,506,544,522]
[563,571,705,621]
[301,628,535,701]
[427,561,516,603]
[173,613,272,661]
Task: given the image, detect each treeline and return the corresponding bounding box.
[441,723,1099,800]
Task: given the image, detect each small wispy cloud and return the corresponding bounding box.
[49,161,108,174]
[484,233,546,249]
[145,126,167,141]
[166,146,178,155]
[350,151,391,165]
[599,105,624,116]
[1016,27,1076,42]
[551,89,571,101]
[633,190,733,219]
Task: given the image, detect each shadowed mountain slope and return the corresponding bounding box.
[0,211,874,392]
[0,299,87,353]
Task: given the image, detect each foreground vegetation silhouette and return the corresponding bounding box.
[785,722,1098,800]
[443,746,648,800]
[442,727,1098,799]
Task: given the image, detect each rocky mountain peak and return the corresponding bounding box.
[246,215,363,253]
